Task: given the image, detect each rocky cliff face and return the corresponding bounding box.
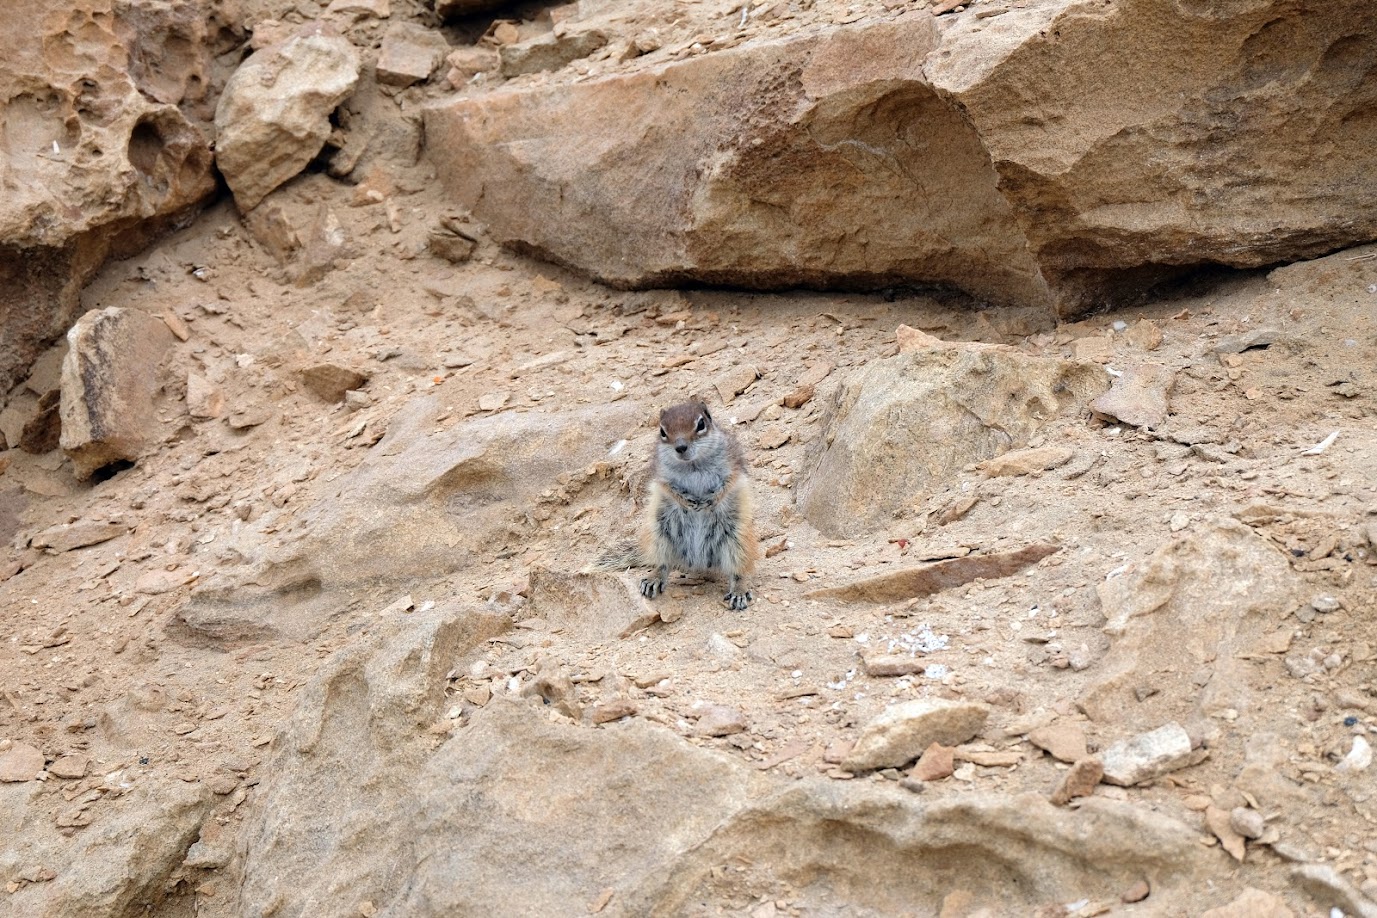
[0,0,237,394]
[1,1,1377,917]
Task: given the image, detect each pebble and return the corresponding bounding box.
[0,742,45,782]
[757,425,790,449]
[587,699,637,724]
[695,704,748,737]
[1049,756,1103,805]
[208,775,239,795]
[1205,806,1246,861]
[1100,722,1193,786]
[862,654,926,678]
[1310,595,1341,614]
[1336,735,1372,773]
[1120,879,1150,904]
[908,742,954,781]
[976,446,1074,478]
[713,366,760,403]
[478,391,509,412]
[1229,806,1265,840]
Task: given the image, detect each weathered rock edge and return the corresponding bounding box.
[424,0,1377,314]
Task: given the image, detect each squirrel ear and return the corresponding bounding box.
[700,404,713,424]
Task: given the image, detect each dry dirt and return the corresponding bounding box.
[2,1,1377,916]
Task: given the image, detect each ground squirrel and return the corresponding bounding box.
[596,401,758,610]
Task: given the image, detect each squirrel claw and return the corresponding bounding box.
[723,590,752,611]
[640,577,664,599]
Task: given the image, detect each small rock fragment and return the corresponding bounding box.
[1337,735,1372,773]
[1229,806,1265,840]
[587,699,637,724]
[843,699,989,772]
[499,30,608,78]
[0,742,45,782]
[714,366,760,403]
[695,705,748,737]
[47,754,89,779]
[478,391,509,412]
[1049,756,1103,805]
[1091,363,1174,429]
[1124,319,1163,351]
[1205,806,1247,862]
[1027,723,1088,764]
[977,446,1074,477]
[376,22,449,87]
[300,363,369,403]
[909,742,954,781]
[1120,879,1150,904]
[524,669,582,720]
[1100,722,1194,786]
[862,654,926,677]
[756,425,789,450]
[187,373,225,419]
[32,521,126,553]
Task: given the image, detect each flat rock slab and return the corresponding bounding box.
[977,446,1075,477]
[843,699,990,771]
[807,544,1059,603]
[32,521,126,553]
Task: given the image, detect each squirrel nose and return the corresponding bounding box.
[675,443,689,456]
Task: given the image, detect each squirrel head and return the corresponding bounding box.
[657,401,720,464]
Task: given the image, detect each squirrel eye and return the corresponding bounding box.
[659,427,668,439]
[695,416,707,433]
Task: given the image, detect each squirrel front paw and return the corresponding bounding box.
[640,577,665,599]
[723,590,752,611]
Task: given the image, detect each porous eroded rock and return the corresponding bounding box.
[425,1,1377,313]
[214,24,361,211]
[425,15,1051,307]
[59,307,176,480]
[0,1,230,394]
[796,343,1106,537]
[236,607,1222,916]
[843,698,990,771]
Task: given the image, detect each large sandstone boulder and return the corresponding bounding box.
[424,1,1377,313]
[214,24,361,211]
[234,605,1228,916]
[0,0,230,394]
[796,339,1106,537]
[59,307,176,480]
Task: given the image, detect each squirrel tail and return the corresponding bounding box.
[584,539,646,573]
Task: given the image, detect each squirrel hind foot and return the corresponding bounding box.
[723,590,752,611]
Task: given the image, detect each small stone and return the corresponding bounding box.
[1120,879,1150,904]
[1336,735,1372,773]
[1124,319,1163,351]
[0,742,45,782]
[1310,595,1341,614]
[47,754,89,780]
[823,739,853,764]
[1049,756,1103,805]
[909,742,954,781]
[587,699,637,724]
[32,521,126,553]
[300,363,369,403]
[843,699,989,772]
[1100,722,1193,786]
[228,406,273,430]
[977,446,1074,477]
[376,22,449,87]
[161,311,191,341]
[444,46,498,81]
[478,391,509,412]
[187,373,225,419]
[756,425,789,450]
[499,30,609,78]
[862,654,925,677]
[1090,363,1174,429]
[713,366,760,403]
[524,670,582,720]
[782,384,814,409]
[695,704,748,737]
[1229,806,1265,840]
[208,775,239,795]
[1027,723,1088,764]
[1205,806,1247,862]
